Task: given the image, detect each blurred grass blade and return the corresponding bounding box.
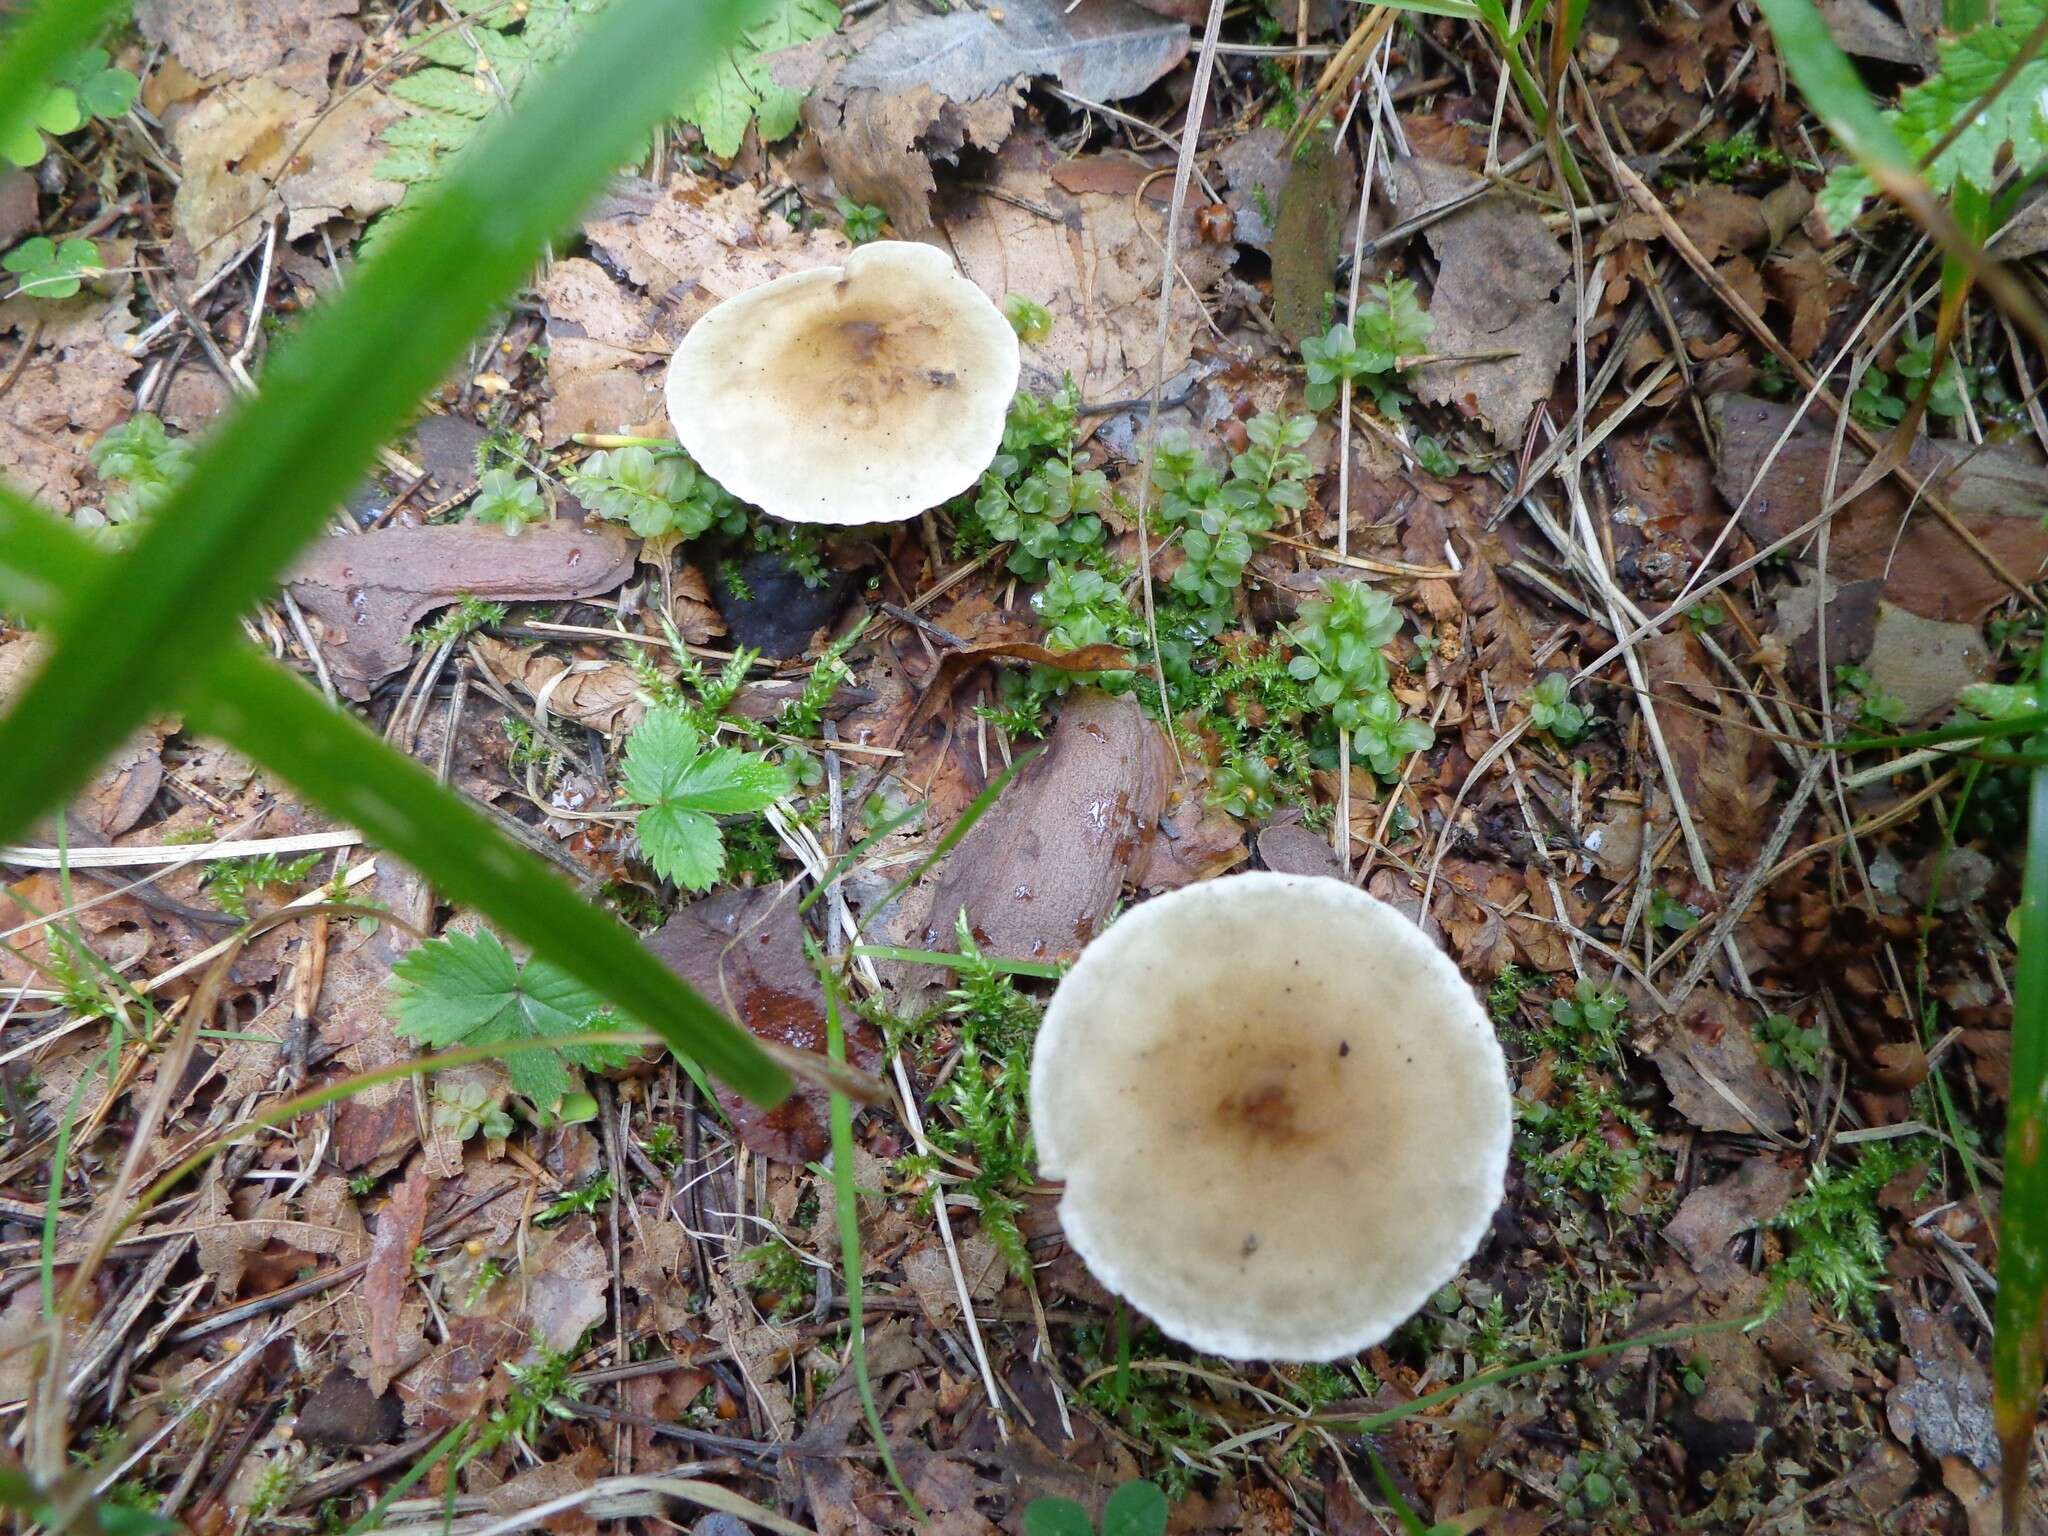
[1366,0,1482,19]
[0,493,791,1107]
[822,963,923,1518]
[1994,755,2048,1526]
[1753,0,2048,355]
[186,657,789,1103]
[0,0,763,848]
[0,0,127,155]
[1749,0,1912,179]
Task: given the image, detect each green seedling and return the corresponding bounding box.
[835,197,887,243]
[963,381,1109,582]
[619,706,790,891]
[1004,293,1053,342]
[90,412,193,535]
[1024,1481,1168,1536]
[1525,671,1590,743]
[1154,411,1314,635]
[1755,1011,1826,1074]
[4,47,136,166]
[430,1078,515,1144]
[1835,664,1909,729]
[468,467,548,534]
[1301,276,1432,413]
[566,444,746,540]
[1287,580,1432,779]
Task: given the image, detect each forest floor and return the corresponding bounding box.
[2,0,2046,1533]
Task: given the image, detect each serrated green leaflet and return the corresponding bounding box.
[682,0,839,157]
[1816,0,2048,227]
[0,490,789,1105]
[0,0,766,853]
[621,709,791,891]
[392,929,632,1107]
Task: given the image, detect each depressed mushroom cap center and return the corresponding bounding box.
[665,241,1019,527]
[1030,872,1512,1362]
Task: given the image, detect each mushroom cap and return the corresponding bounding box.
[664,241,1020,527]
[1030,872,1511,1361]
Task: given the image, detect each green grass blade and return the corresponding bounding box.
[0,0,128,156]
[186,651,790,1104]
[821,964,924,1518]
[0,0,763,848]
[1750,0,1913,179]
[1994,757,2048,1524]
[0,494,790,1106]
[1367,0,1482,19]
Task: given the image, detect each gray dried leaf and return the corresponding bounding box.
[838,0,1188,104]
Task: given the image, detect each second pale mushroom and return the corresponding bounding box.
[1030,872,1512,1361]
[664,241,1020,527]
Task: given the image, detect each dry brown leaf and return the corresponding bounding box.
[902,1234,1004,1326]
[1711,393,2048,622]
[1888,1305,2000,1471]
[1136,782,1248,891]
[1765,242,1843,358]
[471,636,648,735]
[913,690,1168,966]
[137,0,361,100]
[0,291,140,510]
[1645,986,1795,1135]
[365,1159,432,1395]
[286,522,636,697]
[537,176,847,442]
[1641,627,1776,870]
[164,79,403,282]
[1662,1157,1801,1291]
[1385,157,1571,446]
[807,80,1020,237]
[522,1216,610,1354]
[946,139,1233,400]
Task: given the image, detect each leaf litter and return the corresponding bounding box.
[3,0,2045,1531]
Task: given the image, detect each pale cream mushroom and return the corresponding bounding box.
[664,241,1019,526]
[1030,872,1511,1361]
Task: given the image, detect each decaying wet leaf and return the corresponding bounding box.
[1663,1157,1801,1290]
[895,637,1133,746]
[1384,157,1572,446]
[803,78,1020,238]
[945,139,1234,399]
[915,689,1168,964]
[1645,986,1795,1135]
[836,0,1189,104]
[1710,393,2048,621]
[286,522,636,697]
[1860,602,1991,722]
[1271,132,1354,345]
[1641,628,1776,872]
[522,1216,611,1355]
[1888,1306,2000,1471]
[645,882,881,1163]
